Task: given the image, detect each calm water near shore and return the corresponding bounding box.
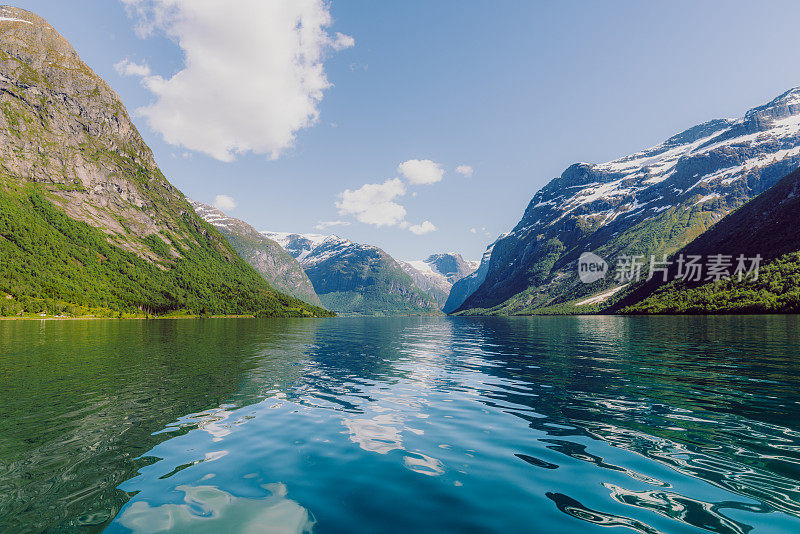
[1,316,800,533]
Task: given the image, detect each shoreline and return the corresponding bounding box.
[0,314,345,321]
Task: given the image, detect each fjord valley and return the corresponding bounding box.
[0,6,329,318]
[5,4,799,320]
[400,254,478,309]
[3,2,800,534]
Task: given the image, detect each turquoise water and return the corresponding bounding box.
[1,316,800,533]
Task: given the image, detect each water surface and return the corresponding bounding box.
[1,316,799,533]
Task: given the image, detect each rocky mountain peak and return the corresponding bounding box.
[744,86,800,122]
[0,6,156,169]
[0,6,188,262]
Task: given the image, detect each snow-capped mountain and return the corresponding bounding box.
[191,203,323,307]
[458,87,800,314]
[261,232,330,264]
[400,254,478,309]
[262,232,440,316]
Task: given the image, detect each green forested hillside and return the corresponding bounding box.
[0,183,332,317]
[616,167,800,314]
[191,201,323,307]
[620,252,800,314]
[310,251,441,316]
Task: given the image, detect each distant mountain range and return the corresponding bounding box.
[0,7,329,318]
[263,232,441,316]
[400,254,478,308]
[444,240,499,313]
[190,202,322,307]
[455,86,800,315]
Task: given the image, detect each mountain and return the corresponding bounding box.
[0,7,330,318]
[615,166,800,314]
[456,87,800,314]
[443,240,499,313]
[263,232,440,316]
[190,202,323,307]
[400,254,478,308]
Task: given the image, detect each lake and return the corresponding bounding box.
[1,316,799,533]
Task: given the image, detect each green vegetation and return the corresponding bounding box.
[318,287,440,317]
[0,14,335,320]
[458,205,719,316]
[0,183,333,318]
[621,252,800,314]
[306,250,440,316]
[614,167,800,314]
[216,228,322,307]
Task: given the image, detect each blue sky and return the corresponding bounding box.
[15,0,800,260]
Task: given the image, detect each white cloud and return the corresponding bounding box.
[397,159,444,185]
[408,221,437,235]
[114,59,151,77]
[119,0,354,162]
[314,220,351,230]
[331,32,355,51]
[335,178,407,227]
[456,165,474,177]
[213,194,237,212]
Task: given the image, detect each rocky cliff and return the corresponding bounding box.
[443,241,498,313]
[0,7,329,317]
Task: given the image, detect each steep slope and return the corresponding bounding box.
[401,254,478,308]
[0,7,329,318]
[190,202,323,306]
[615,166,800,314]
[264,232,440,316]
[458,87,800,314]
[443,240,499,313]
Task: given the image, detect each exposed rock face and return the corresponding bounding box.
[0,7,328,317]
[191,202,323,306]
[443,242,497,313]
[400,254,478,309]
[264,232,441,316]
[0,6,192,260]
[458,87,800,314]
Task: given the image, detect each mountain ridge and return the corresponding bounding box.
[456,86,800,315]
[190,202,323,307]
[614,166,800,314]
[263,231,441,316]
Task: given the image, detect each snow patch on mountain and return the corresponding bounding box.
[400,254,479,309]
